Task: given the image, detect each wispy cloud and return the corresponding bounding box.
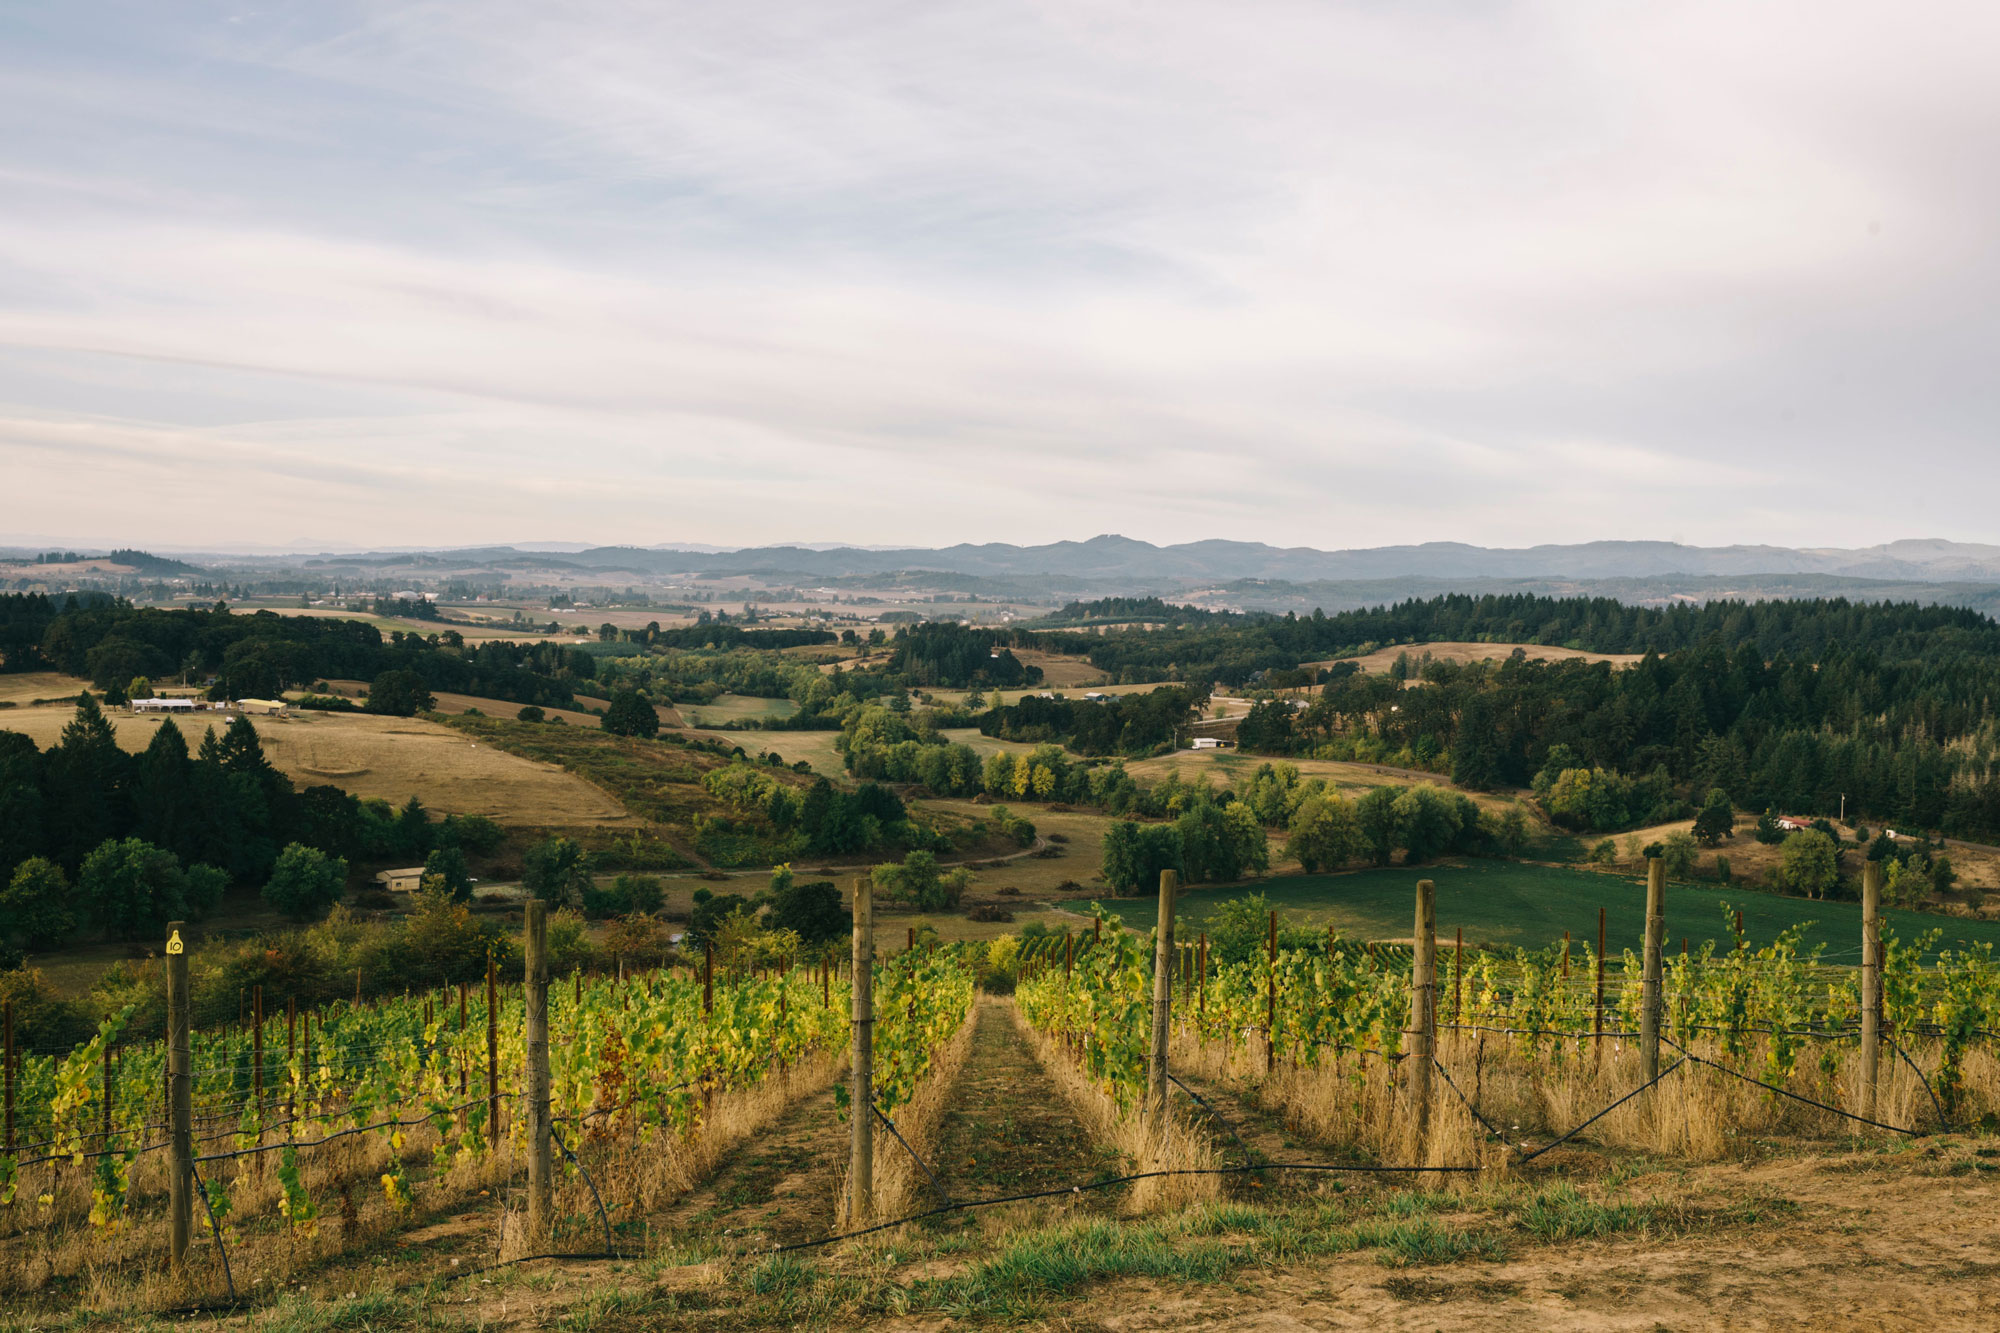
[3,1,1999,550]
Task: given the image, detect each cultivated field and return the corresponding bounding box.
[1320,641,1647,673]
[0,702,633,823]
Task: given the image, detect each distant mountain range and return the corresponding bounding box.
[381,536,2000,583]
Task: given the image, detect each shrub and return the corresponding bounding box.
[3,857,75,949]
[523,836,592,907]
[422,845,474,902]
[1660,831,1699,881]
[601,689,659,738]
[968,903,1014,923]
[872,851,971,911]
[262,843,349,920]
[517,705,546,723]
[81,838,224,939]
[769,877,848,943]
[1777,829,1840,899]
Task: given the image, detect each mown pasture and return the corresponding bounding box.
[1093,858,2000,959]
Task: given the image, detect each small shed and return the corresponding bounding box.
[375,867,427,894]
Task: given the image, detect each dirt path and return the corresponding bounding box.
[651,1079,852,1250]
[925,996,1122,1206]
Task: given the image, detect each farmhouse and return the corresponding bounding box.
[375,867,426,894]
[1775,815,1815,832]
[1191,736,1228,750]
[131,698,195,713]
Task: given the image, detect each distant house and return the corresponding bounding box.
[1191,736,1227,750]
[1775,816,1815,832]
[234,698,288,715]
[375,867,427,894]
[1083,692,1110,702]
[131,698,194,713]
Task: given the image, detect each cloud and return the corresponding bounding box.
[3,1,2000,550]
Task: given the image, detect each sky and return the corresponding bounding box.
[4,1,2000,553]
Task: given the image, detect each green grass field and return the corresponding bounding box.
[1093,859,2000,960]
[678,693,801,726]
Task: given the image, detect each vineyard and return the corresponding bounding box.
[0,919,978,1307]
[5,861,2000,1323]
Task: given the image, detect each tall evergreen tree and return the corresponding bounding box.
[133,718,193,857]
[42,695,131,869]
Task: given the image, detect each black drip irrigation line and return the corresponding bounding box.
[1883,1031,1952,1132]
[1427,1056,1515,1150]
[873,1104,951,1209]
[549,1123,617,1253]
[1526,1059,1685,1163]
[1660,1037,1923,1136]
[189,1159,238,1304]
[1165,1073,1256,1170]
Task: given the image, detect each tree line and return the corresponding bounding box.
[0,696,489,954]
[1013,593,2000,688]
[6,594,593,707]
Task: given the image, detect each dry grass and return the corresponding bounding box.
[0,671,89,707]
[1014,1006,1222,1213]
[834,1004,979,1229]
[1171,1030,1498,1181]
[1196,1026,1998,1168]
[3,1099,519,1310]
[526,1046,847,1256]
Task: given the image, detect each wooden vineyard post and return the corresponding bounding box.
[251,985,265,1175]
[704,941,714,1015]
[1860,861,1883,1122]
[1146,869,1178,1153]
[3,999,12,1156]
[1198,934,1207,1017]
[165,921,192,1276]
[1264,910,1278,1076]
[458,982,469,1131]
[485,954,500,1147]
[286,996,297,1126]
[1453,927,1464,1026]
[1406,883,1436,1156]
[849,876,875,1225]
[1594,907,1607,1050]
[1640,857,1665,1082]
[523,902,552,1243]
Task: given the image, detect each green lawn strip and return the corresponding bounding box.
[1101,858,2000,958]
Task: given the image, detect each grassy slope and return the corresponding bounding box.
[1093,858,2000,959]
